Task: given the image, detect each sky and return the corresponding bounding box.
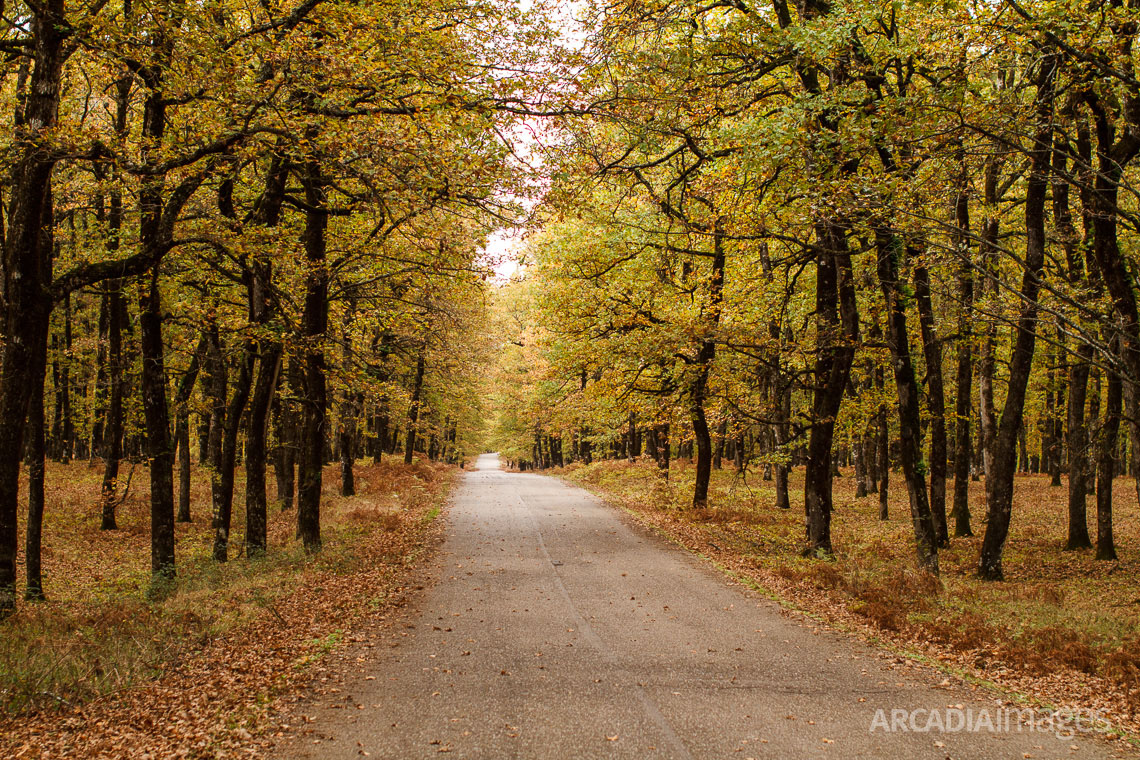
[478,0,590,284]
[486,228,525,281]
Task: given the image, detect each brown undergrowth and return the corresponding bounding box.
[562,458,1140,740]
[0,456,455,758]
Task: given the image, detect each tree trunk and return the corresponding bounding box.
[978,54,1056,580]
[339,305,359,495]
[374,404,389,464]
[803,223,859,554]
[978,153,1001,480]
[176,413,192,522]
[275,361,302,510]
[205,323,229,561]
[246,341,281,555]
[297,155,328,552]
[654,422,669,479]
[0,0,65,615]
[876,230,939,573]
[25,364,47,602]
[1095,360,1122,561]
[713,418,727,470]
[1046,334,1064,487]
[100,284,126,530]
[913,262,948,547]
[138,266,177,581]
[52,293,74,463]
[690,375,713,508]
[404,352,426,465]
[198,412,211,464]
[172,335,204,523]
[876,349,890,521]
[952,247,974,536]
[243,154,287,550]
[1128,383,1140,512]
[690,225,724,508]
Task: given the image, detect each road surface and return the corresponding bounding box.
[278,453,1122,759]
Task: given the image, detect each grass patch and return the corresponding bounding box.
[0,456,455,717]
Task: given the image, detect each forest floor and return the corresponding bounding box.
[559,459,1140,744]
[0,456,456,759]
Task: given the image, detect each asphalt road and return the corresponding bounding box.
[278,453,1123,759]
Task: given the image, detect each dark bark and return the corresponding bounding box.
[297,154,328,552]
[803,223,859,554]
[338,306,359,496]
[215,338,253,557]
[713,418,727,470]
[198,412,211,464]
[404,353,426,465]
[136,26,185,585]
[1081,99,1140,550]
[242,152,287,550]
[653,422,669,479]
[373,403,389,464]
[977,153,1001,479]
[1129,383,1140,512]
[873,326,890,521]
[689,223,724,509]
[100,284,126,530]
[25,364,47,602]
[275,360,302,510]
[690,380,713,508]
[205,322,228,556]
[0,0,66,614]
[1056,99,1095,551]
[139,266,176,581]
[913,263,948,547]
[978,53,1056,580]
[52,293,74,462]
[174,335,205,523]
[876,231,939,573]
[1095,361,1122,561]
[176,413,192,522]
[25,204,53,602]
[245,341,281,555]
[92,295,110,460]
[1045,335,1064,487]
[951,215,974,536]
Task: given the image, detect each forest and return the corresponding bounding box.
[491,0,1140,583]
[0,0,528,617]
[3,0,1140,752]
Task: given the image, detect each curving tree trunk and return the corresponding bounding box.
[978,53,1057,580]
[689,223,724,509]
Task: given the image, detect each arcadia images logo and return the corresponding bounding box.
[868,706,1109,739]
